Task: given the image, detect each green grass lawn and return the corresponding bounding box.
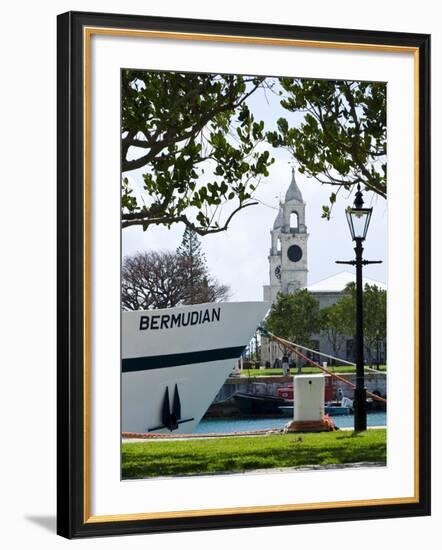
[241,365,387,377]
[122,429,386,479]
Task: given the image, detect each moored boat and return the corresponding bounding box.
[122,301,270,434]
[231,391,289,416]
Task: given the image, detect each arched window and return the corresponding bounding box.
[277,237,281,252]
[290,211,299,229]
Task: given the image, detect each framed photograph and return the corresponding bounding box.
[57,11,431,538]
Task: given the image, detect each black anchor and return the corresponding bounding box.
[148,384,194,432]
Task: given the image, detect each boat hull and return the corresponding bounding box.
[231,392,288,416]
[122,302,269,434]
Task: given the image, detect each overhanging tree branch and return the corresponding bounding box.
[121,201,258,235]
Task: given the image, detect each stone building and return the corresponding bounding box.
[263,168,309,303]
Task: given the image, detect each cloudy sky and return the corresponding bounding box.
[122,77,387,302]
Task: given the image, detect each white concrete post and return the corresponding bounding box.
[293,374,325,422]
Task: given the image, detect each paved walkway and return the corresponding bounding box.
[221,461,387,476]
[123,462,387,480]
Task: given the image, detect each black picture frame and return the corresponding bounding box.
[57,10,431,539]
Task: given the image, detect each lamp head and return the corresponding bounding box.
[345,185,373,241]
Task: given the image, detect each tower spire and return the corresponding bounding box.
[285,168,303,202]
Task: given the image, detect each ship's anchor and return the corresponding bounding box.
[148,385,194,432]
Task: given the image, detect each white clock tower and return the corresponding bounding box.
[263,169,309,303]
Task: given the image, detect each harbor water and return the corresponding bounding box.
[194,412,386,434]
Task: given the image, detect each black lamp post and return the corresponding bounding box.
[337,185,382,431]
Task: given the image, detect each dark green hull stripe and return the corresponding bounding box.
[122,345,246,373]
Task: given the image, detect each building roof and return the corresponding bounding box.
[285,168,303,203]
[307,271,386,293]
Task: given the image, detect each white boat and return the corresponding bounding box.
[122,301,270,434]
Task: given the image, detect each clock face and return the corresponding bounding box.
[287,245,303,262]
[274,265,281,280]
